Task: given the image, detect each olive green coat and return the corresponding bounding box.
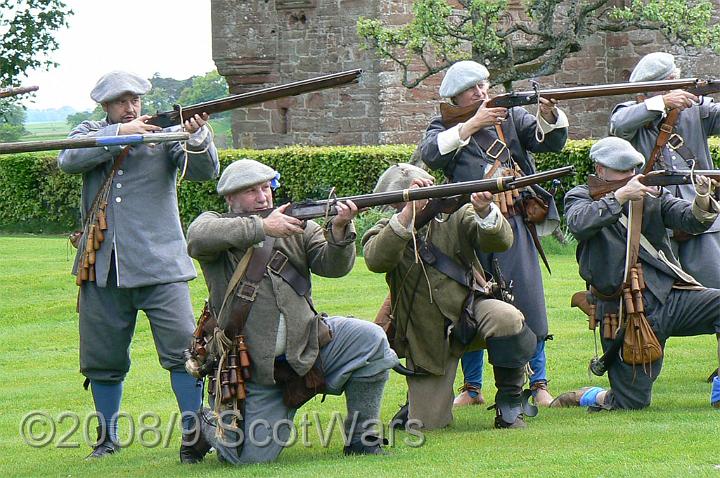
[187,212,356,385]
[362,204,513,375]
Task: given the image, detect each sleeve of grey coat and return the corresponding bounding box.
[700,100,720,139]
[419,117,456,174]
[660,189,719,234]
[166,126,220,181]
[609,102,661,140]
[564,186,624,241]
[187,211,265,261]
[57,121,121,174]
[511,107,568,153]
[303,220,356,278]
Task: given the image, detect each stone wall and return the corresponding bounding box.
[212,0,720,147]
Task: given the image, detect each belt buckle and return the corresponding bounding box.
[268,251,289,274]
[237,283,257,301]
[667,133,684,150]
[485,139,507,159]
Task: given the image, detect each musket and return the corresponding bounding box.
[588,170,720,200]
[0,85,39,99]
[0,132,190,155]
[223,166,575,225]
[147,69,363,128]
[440,78,720,127]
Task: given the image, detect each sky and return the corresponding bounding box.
[20,0,216,111]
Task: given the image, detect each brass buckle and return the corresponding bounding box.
[268,251,289,274]
[659,123,674,134]
[485,139,507,159]
[237,283,257,301]
[667,133,684,150]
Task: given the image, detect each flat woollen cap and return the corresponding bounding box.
[590,137,645,171]
[439,61,490,98]
[373,163,434,194]
[629,52,676,82]
[91,71,151,103]
[217,159,277,196]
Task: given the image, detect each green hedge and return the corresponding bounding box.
[1,140,719,233]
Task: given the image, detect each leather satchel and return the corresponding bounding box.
[523,196,549,224]
[622,312,662,366]
[273,358,326,408]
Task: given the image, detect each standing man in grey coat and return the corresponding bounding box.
[186,159,398,464]
[554,137,720,411]
[610,52,720,288]
[58,71,219,461]
[419,61,569,408]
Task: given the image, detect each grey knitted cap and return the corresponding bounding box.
[217,159,277,196]
[439,61,490,98]
[629,52,676,83]
[590,137,645,171]
[373,163,434,194]
[90,71,151,103]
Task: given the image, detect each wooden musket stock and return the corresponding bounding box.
[147,69,363,128]
[0,85,39,99]
[440,78,720,127]
[587,170,720,200]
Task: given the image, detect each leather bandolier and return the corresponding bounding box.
[185,236,330,422]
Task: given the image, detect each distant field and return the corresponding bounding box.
[19,118,232,147]
[21,121,70,142]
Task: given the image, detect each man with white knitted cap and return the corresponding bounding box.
[58,70,219,462]
[555,136,720,411]
[186,159,399,463]
[363,163,537,429]
[419,60,569,409]
[610,52,720,289]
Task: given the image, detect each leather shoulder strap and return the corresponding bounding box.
[415,237,472,288]
[644,109,680,173]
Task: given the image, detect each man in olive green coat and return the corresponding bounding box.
[362,164,537,429]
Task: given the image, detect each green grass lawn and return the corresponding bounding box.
[1,235,719,477]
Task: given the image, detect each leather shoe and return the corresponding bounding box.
[549,387,593,408]
[453,384,485,407]
[389,402,409,430]
[343,436,389,456]
[494,414,527,429]
[86,427,119,459]
[530,381,554,407]
[179,431,212,464]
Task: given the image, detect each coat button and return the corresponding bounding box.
[115,197,122,203]
[116,183,122,189]
[117,170,124,175]
[671,155,677,160]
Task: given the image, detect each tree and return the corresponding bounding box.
[0,101,27,141]
[65,105,104,128]
[357,0,720,89]
[0,0,72,108]
[178,70,230,119]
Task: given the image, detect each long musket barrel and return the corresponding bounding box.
[0,132,191,154]
[147,69,363,128]
[440,78,718,127]
[0,85,39,99]
[224,165,574,221]
[588,170,720,199]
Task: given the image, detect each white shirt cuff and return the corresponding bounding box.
[644,95,666,113]
[188,125,209,147]
[537,108,569,135]
[475,202,501,230]
[437,123,471,155]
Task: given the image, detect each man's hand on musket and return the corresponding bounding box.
[118,115,162,135]
[263,203,305,238]
[397,178,435,227]
[539,97,559,123]
[662,90,698,111]
[460,101,508,140]
[471,191,494,218]
[330,200,359,242]
[183,113,210,134]
[615,174,658,205]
